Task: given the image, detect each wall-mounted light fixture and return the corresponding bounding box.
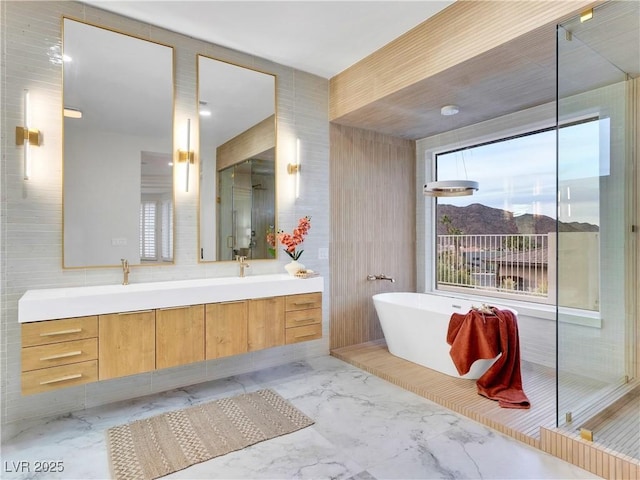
[177,118,195,192]
[15,89,42,180]
[287,138,301,198]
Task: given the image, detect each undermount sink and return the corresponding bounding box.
[18,274,324,323]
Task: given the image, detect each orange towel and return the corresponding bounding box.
[447,308,530,409]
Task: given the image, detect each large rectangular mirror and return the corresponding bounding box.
[63,18,174,268]
[198,55,276,262]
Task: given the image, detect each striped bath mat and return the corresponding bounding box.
[106,388,314,480]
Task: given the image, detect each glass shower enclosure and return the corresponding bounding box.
[556,0,639,460]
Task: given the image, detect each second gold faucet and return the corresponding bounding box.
[236,255,250,277]
[120,258,130,285]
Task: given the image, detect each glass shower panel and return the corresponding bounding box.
[556,1,639,460]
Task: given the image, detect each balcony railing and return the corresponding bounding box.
[437,233,551,300]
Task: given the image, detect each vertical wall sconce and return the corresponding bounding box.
[287,138,301,198]
[15,89,42,180]
[177,118,194,192]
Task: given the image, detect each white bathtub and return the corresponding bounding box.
[373,292,509,379]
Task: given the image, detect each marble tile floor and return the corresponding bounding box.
[1,356,601,480]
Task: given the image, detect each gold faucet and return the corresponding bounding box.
[236,255,250,277]
[120,258,130,285]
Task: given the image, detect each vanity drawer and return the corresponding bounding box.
[22,316,98,347]
[285,308,322,328]
[21,360,98,396]
[285,293,322,312]
[285,323,322,344]
[22,338,98,372]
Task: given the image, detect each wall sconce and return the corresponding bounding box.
[177,118,195,192]
[15,89,42,180]
[287,138,301,198]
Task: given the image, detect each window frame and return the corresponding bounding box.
[430,116,602,309]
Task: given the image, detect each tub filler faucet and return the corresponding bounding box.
[367,274,395,283]
[120,258,130,285]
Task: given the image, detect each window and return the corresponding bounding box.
[435,119,602,310]
[161,199,173,262]
[140,199,173,262]
[140,201,157,260]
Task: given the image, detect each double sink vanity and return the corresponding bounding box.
[17,17,324,397]
[19,274,323,396]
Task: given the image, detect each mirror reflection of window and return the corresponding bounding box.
[62,19,174,268]
[140,152,174,263]
[198,55,276,262]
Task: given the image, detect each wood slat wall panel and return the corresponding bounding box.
[329,25,558,141]
[217,114,275,171]
[329,124,416,349]
[329,0,598,122]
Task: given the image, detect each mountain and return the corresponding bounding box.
[436,203,599,235]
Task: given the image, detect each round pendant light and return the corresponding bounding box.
[423,180,479,197]
[424,105,479,197]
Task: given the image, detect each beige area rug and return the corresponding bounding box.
[106,389,314,480]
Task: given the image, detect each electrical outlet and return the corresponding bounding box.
[318,247,329,259]
[111,237,127,246]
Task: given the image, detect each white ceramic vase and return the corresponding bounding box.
[284,260,305,276]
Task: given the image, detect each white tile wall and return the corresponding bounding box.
[1,1,330,437]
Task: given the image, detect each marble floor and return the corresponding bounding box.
[1,356,600,480]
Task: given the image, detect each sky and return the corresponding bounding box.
[436,119,605,226]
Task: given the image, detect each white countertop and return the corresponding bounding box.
[18,274,324,323]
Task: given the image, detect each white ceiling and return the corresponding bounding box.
[83,1,455,79]
[72,1,639,142]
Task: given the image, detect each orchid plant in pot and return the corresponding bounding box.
[277,216,311,275]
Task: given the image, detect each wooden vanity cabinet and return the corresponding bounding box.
[205,301,248,359]
[285,293,322,344]
[156,305,205,369]
[99,310,156,380]
[20,289,322,395]
[21,316,98,395]
[248,297,285,351]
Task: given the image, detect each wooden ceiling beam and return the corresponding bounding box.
[329,0,601,124]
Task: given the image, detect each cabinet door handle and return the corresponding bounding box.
[39,373,82,385]
[293,317,316,323]
[40,328,82,337]
[39,350,82,361]
[294,333,319,339]
[118,310,153,315]
[158,306,188,311]
[293,301,317,306]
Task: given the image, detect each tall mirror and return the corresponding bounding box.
[198,55,276,262]
[63,19,174,268]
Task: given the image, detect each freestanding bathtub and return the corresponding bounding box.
[373,292,510,379]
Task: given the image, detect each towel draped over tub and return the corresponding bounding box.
[447,308,530,409]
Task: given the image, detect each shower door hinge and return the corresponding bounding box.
[580,428,594,442]
[565,412,572,423]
